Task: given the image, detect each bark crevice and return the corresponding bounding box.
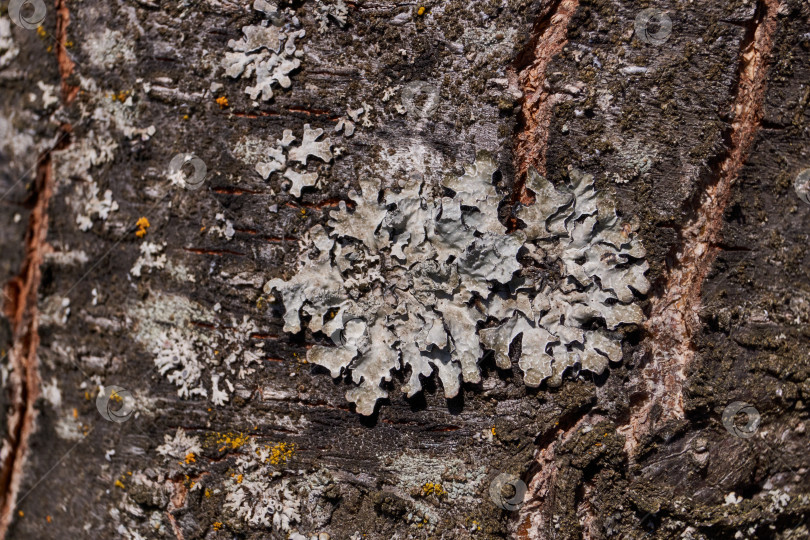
[617,0,782,458]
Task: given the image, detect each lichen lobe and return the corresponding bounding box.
[266,155,649,414]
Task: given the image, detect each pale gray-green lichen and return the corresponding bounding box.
[265,155,649,415]
[221,1,305,102]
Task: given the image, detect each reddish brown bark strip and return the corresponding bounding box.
[0,143,59,537]
[55,0,79,104]
[517,414,604,539]
[513,0,580,204]
[0,1,78,534]
[618,0,782,457]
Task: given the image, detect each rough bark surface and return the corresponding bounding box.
[0,0,808,539]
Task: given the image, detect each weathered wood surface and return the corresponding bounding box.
[0,0,808,538]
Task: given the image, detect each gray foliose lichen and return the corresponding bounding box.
[265,154,649,415]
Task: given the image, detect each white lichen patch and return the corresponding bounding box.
[83,29,137,69]
[266,154,650,414]
[383,451,487,501]
[156,428,203,460]
[0,19,19,69]
[223,450,301,532]
[256,124,334,197]
[314,0,349,33]
[130,241,167,277]
[222,1,305,102]
[75,181,119,231]
[130,293,264,404]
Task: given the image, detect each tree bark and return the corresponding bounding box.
[0,0,808,539]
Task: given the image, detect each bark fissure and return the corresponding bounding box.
[0,0,77,533]
[513,0,580,205]
[617,0,781,457]
[0,138,62,537]
[513,0,781,536]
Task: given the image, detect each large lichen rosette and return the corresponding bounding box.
[265,154,649,414]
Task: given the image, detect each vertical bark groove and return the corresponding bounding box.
[617,0,782,457]
[0,0,76,534]
[513,0,580,204]
[514,1,781,537]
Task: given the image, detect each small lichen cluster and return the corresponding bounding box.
[132,295,262,405]
[224,471,301,532]
[255,124,334,197]
[265,154,649,414]
[222,0,305,102]
[314,0,348,33]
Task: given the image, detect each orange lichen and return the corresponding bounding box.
[215,432,250,452]
[215,96,229,109]
[420,482,446,498]
[135,217,150,238]
[184,453,196,464]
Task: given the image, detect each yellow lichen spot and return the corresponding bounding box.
[205,489,211,497]
[491,426,496,437]
[46,46,52,53]
[135,216,150,238]
[65,41,74,48]
[114,479,125,489]
[215,432,250,452]
[267,442,295,466]
[236,474,243,484]
[420,482,446,498]
[72,408,78,419]
[18,511,23,517]
[184,452,196,464]
[111,90,130,103]
[183,114,190,120]
[215,96,229,109]
[46,515,52,523]
[127,471,132,476]
[213,521,223,531]
[417,6,426,15]
[84,391,90,400]
[36,26,46,38]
